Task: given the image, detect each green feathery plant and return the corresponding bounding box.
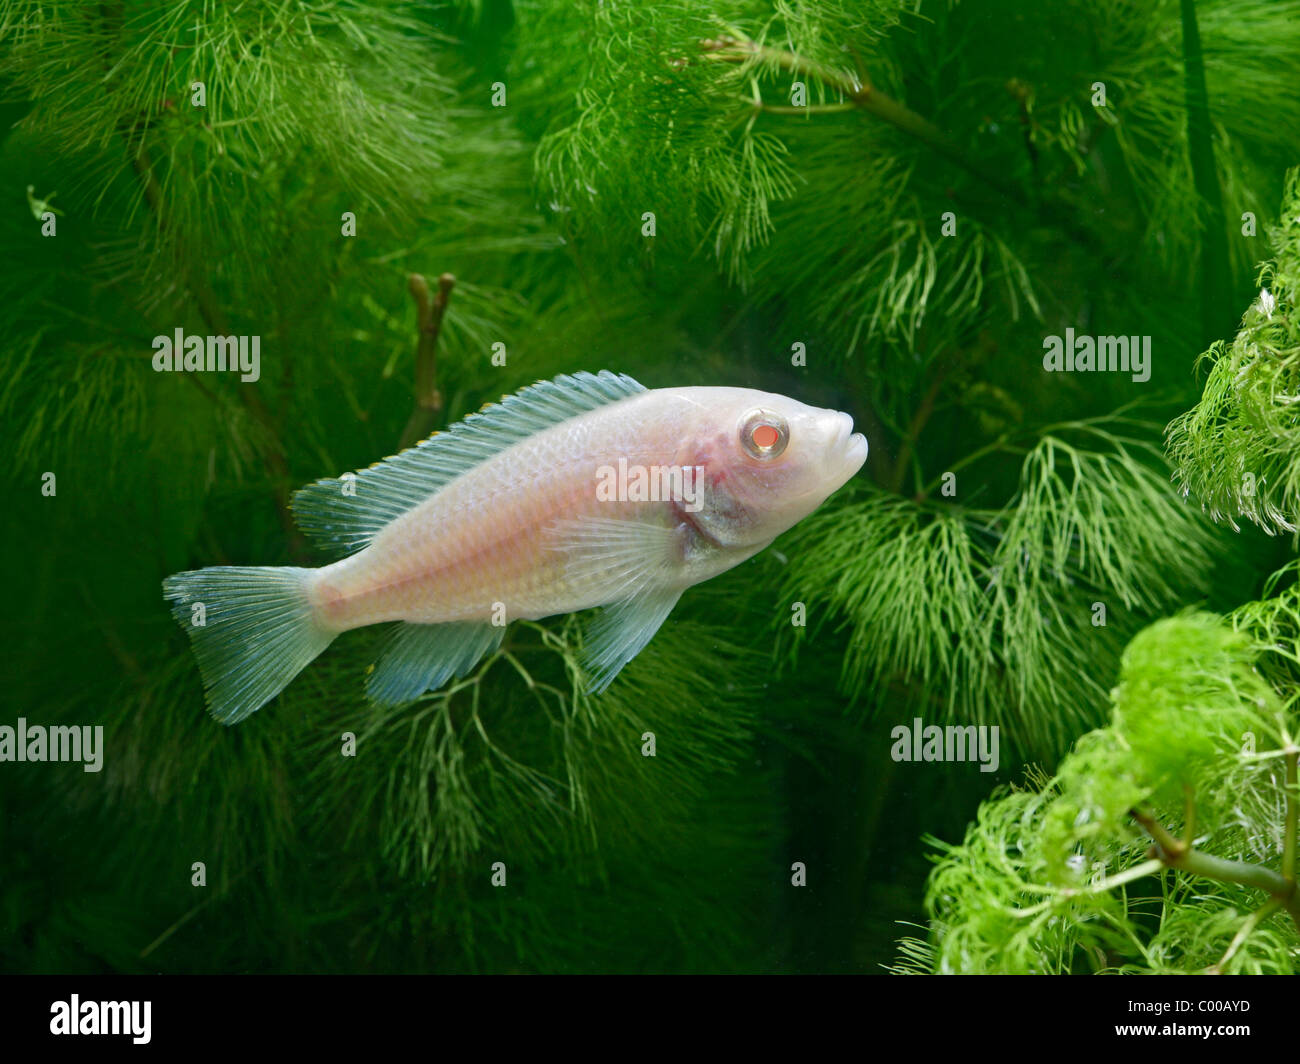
[1167,168,1300,535]
[777,420,1219,755]
[5,0,1300,975]
[897,169,1300,975]
[893,607,1300,974]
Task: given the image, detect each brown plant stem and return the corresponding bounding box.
[703,35,1102,253]
[704,35,1021,202]
[398,272,455,450]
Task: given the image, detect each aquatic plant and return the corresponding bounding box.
[897,173,1300,975]
[3,0,1299,973]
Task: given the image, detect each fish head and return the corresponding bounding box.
[673,387,868,550]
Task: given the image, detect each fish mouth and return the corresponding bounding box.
[829,412,869,473]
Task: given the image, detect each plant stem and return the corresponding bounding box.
[914,434,1014,501]
[1133,805,1300,931]
[398,272,455,450]
[1212,897,1283,973]
[127,142,308,560]
[705,36,1022,202]
[100,1,309,558]
[890,365,948,495]
[753,102,857,115]
[1132,806,1186,858]
[1007,859,1164,918]
[1071,857,1166,896]
[702,34,1109,256]
[1284,748,1298,884]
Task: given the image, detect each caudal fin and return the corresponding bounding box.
[162,566,336,725]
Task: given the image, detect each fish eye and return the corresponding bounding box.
[739,410,789,460]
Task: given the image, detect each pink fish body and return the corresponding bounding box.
[164,371,867,723]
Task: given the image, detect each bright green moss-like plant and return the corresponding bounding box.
[1167,168,1300,534]
[896,610,1299,974]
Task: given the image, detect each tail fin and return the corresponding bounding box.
[162,566,336,725]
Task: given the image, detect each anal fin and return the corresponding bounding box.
[367,621,506,705]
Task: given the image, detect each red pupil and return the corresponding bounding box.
[751,424,780,450]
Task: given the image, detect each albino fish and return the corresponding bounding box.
[163,371,867,723]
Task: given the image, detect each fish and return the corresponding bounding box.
[162,370,868,724]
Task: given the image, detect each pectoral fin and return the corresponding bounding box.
[547,514,689,603]
[582,588,683,694]
[545,515,691,693]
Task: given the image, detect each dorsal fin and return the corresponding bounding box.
[291,370,646,556]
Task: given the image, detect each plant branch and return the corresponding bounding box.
[1132,805,1300,931]
[914,433,1017,501]
[128,142,308,560]
[1209,898,1283,973]
[1132,806,1187,858]
[1284,748,1298,884]
[751,101,857,116]
[701,34,1108,255]
[890,365,948,495]
[1005,859,1165,918]
[703,35,1022,202]
[398,272,454,450]
[1069,857,1166,897]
